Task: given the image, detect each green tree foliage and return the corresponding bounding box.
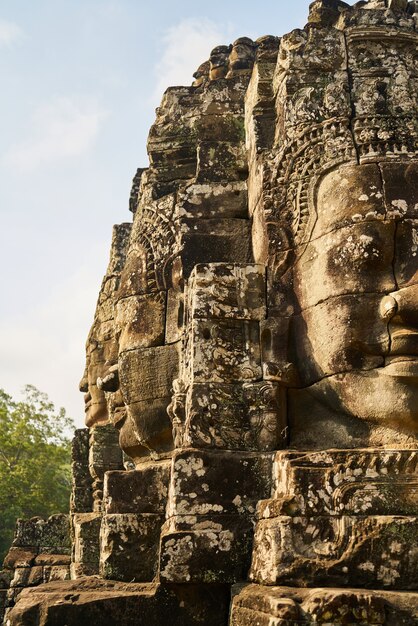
[0,385,74,561]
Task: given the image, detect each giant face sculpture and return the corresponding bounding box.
[79,286,119,428]
[287,163,418,447]
[79,224,131,429]
[255,7,418,449]
[110,193,179,466]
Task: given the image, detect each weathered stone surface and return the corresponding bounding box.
[159,449,273,585]
[187,319,261,384]
[290,293,388,384]
[184,381,287,451]
[165,288,184,344]
[166,449,273,519]
[42,565,70,584]
[71,512,101,576]
[231,584,418,626]
[100,514,164,582]
[6,579,230,626]
[251,514,418,588]
[70,428,93,513]
[88,423,124,511]
[3,549,37,570]
[178,218,253,278]
[103,461,170,514]
[159,516,253,584]
[177,182,248,219]
[119,344,179,405]
[115,292,166,353]
[12,515,70,551]
[292,221,396,311]
[263,449,418,518]
[251,449,418,589]
[188,263,266,321]
[34,555,71,566]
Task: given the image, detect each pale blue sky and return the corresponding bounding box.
[0,0,338,425]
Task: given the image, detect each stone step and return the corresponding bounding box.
[258,449,418,518]
[230,584,418,626]
[5,579,230,626]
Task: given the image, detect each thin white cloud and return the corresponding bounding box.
[153,17,232,104]
[0,18,23,47]
[3,96,108,171]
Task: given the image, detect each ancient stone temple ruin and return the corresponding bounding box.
[2,0,418,623]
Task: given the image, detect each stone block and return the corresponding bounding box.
[185,381,287,451]
[148,145,197,182]
[5,579,231,626]
[27,567,43,586]
[177,181,248,219]
[43,566,70,583]
[188,319,261,384]
[72,512,101,571]
[34,554,71,566]
[12,515,70,551]
[230,584,418,626]
[178,218,252,278]
[196,141,247,182]
[293,221,396,311]
[250,515,418,589]
[3,548,37,569]
[194,114,245,143]
[291,293,388,385]
[119,344,179,405]
[89,424,123,472]
[104,461,170,514]
[165,288,184,344]
[71,486,93,514]
[166,449,273,518]
[159,516,253,583]
[188,263,266,321]
[100,513,164,582]
[10,568,30,589]
[262,449,418,518]
[115,292,166,353]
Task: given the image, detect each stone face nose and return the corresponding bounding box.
[79,372,88,393]
[380,294,398,321]
[390,283,418,327]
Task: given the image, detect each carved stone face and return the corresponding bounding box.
[289,162,418,443]
[227,38,255,76]
[112,236,177,464]
[192,61,210,87]
[79,327,115,428]
[79,223,131,429]
[209,45,231,80]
